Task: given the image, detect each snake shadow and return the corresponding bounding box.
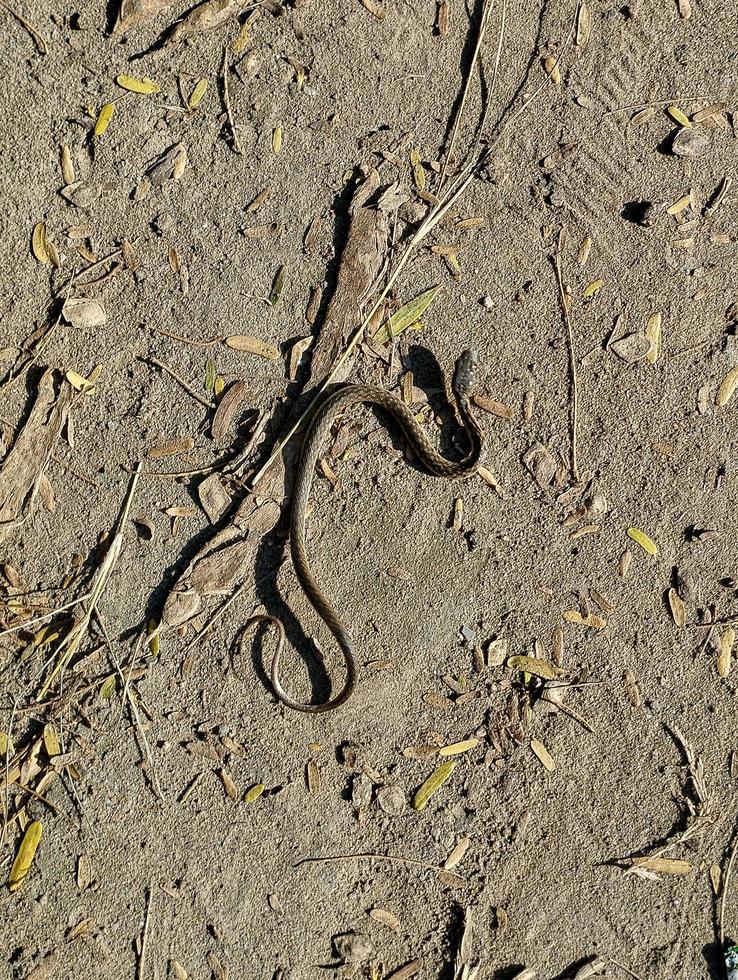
[246,344,470,705]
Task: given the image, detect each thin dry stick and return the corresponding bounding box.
[720,834,738,948]
[0,0,47,53]
[142,409,268,479]
[438,0,497,192]
[222,46,241,154]
[295,851,446,873]
[138,884,154,980]
[553,230,580,482]
[144,356,216,410]
[98,615,164,801]
[38,464,142,698]
[540,692,594,733]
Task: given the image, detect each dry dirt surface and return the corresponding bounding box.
[1,1,737,978]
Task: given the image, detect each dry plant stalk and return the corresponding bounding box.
[38,464,142,698]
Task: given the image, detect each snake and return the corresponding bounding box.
[249,349,485,713]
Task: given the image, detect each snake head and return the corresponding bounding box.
[452,349,478,396]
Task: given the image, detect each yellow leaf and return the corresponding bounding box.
[507,655,561,680]
[94,103,115,136]
[43,723,61,758]
[412,760,456,811]
[583,278,604,299]
[9,820,43,892]
[530,738,555,772]
[188,78,208,109]
[116,74,160,94]
[31,222,49,263]
[716,366,738,407]
[666,105,692,128]
[645,312,661,365]
[627,527,658,556]
[374,285,441,344]
[65,370,95,394]
[244,783,265,804]
[439,738,479,757]
[631,856,692,875]
[272,125,282,155]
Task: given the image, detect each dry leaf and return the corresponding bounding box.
[672,128,710,157]
[610,332,651,362]
[630,856,692,875]
[668,588,685,627]
[224,336,279,360]
[716,366,738,407]
[530,738,555,772]
[718,627,735,678]
[167,0,240,44]
[369,908,401,932]
[62,297,107,329]
[211,379,246,443]
[147,143,188,184]
[444,837,471,870]
[575,3,591,45]
[115,0,175,31]
[360,0,386,19]
[197,474,231,524]
[562,610,607,629]
[147,436,194,459]
[645,312,662,365]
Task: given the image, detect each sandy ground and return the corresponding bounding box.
[1,1,737,978]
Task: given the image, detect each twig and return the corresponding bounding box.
[138,884,154,980]
[438,0,497,192]
[141,409,268,479]
[0,0,47,53]
[540,692,594,733]
[222,45,241,154]
[143,355,216,410]
[602,93,728,117]
[690,618,738,629]
[606,956,648,980]
[38,464,142,698]
[553,229,580,482]
[721,832,738,948]
[294,851,447,873]
[97,615,164,802]
[50,454,100,487]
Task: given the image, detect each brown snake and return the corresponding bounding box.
[248,349,485,713]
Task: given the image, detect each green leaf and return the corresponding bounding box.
[204,357,217,391]
[99,674,117,698]
[374,285,441,344]
[269,265,286,306]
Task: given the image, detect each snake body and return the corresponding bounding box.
[267,349,485,713]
